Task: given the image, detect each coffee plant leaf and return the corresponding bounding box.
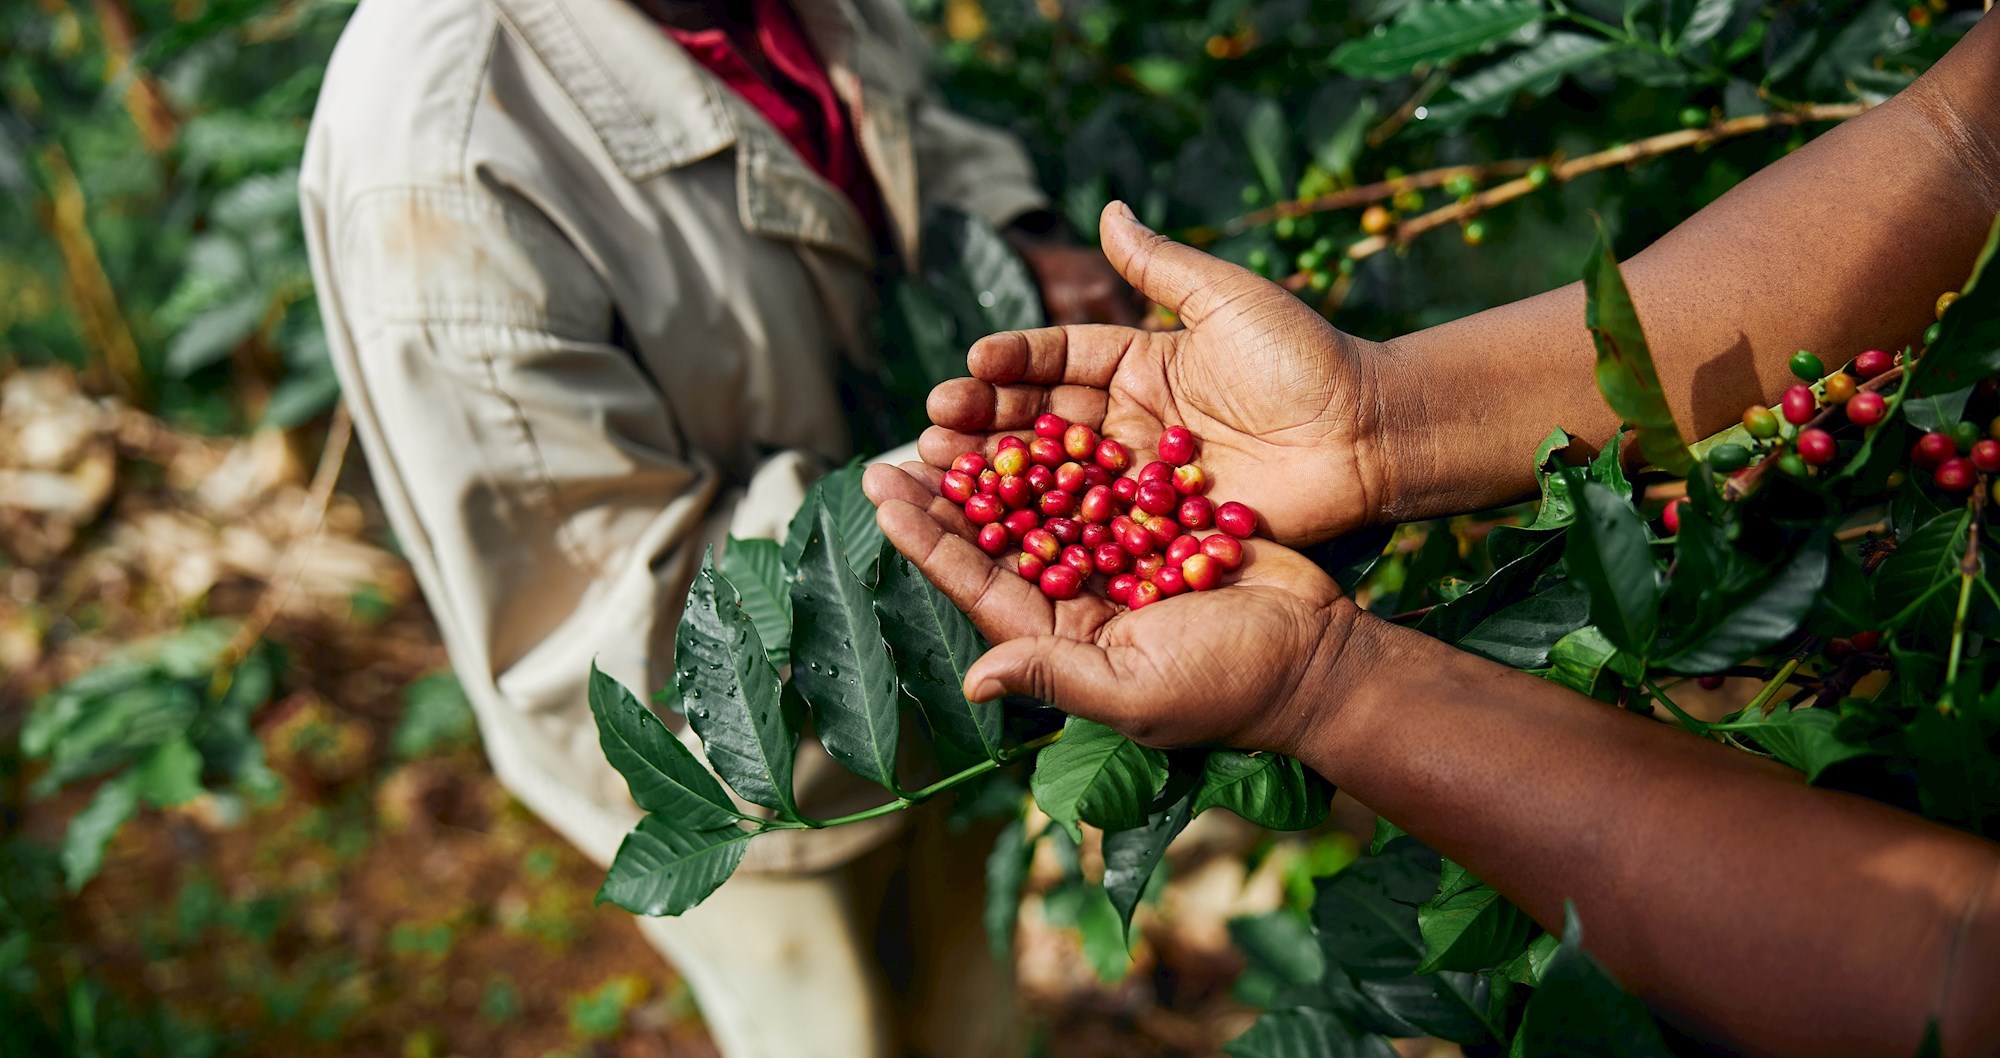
[1351,969,1494,1045]
[1103,787,1196,937]
[1495,931,1562,986]
[1030,716,1170,839]
[1905,216,2000,431]
[1309,840,1439,981]
[1230,912,1329,994]
[1544,625,1639,700]
[676,550,799,817]
[1419,532,1567,646]
[1040,880,1132,983]
[782,462,884,583]
[1243,97,1294,201]
[1719,704,1877,782]
[1330,0,1547,81]
[1560,475,1661,657]
[984,813,1035,963]
[719,537,792,668]
[1369,817,1410,856]
[1874,509,1972,639]
[1675,0,1739,51]
[874,543,1005,762]
[1584,225,1692,476]
[1415,873,1537,975]
[1424,32,1615,129]
[131,737,205,809]
[32,681,202,795]
[1508,904,1673,1058]
[791,499,903,791]
[60,772,140,893]
[1455,579,1592,669]
[1224,1006,1396,1058]
[1656,538,1829,673]
[920,207,1046,336]
[1190,751,1332,831]
[588,664,740,830]
[596,814,753,917]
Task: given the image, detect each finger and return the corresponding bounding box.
[1098,200,1272,329]
[873,498,1054,642]
[926,378,1110,433]
[966,324,1149,389]
[862,463,973,537]
[964,636,1131,726]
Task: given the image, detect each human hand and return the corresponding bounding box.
[863,461,1373,756]
[1003,218,1146,327]
[933,202,1406,547]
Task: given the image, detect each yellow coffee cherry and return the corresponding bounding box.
[1821,373,1857,403]
[1360,204,1393,236]
[1937,290,1959,319]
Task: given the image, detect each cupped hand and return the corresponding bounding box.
[924,201,1403,547]
[864,462,1368,756]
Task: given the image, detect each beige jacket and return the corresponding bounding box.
[300,0,1045,872]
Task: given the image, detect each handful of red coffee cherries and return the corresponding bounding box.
[940,417,1262,608]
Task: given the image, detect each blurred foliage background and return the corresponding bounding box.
[0,0,1969,1054]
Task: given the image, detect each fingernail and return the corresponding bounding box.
[1111,199,1135,221]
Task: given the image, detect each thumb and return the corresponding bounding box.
[966,636,1127,721]
[1098,200,1273,328]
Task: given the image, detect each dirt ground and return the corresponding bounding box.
[3,368,1380,1058]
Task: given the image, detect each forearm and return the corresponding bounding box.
[1378,13,2000,518]
[1303,614,2000,1056]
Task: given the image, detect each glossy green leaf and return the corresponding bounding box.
[1584,225,1691,475]
[1720,705,1877,782]
[1230,912,1328,992]
[31,681,202,794]
[1041,880,1132,982]
[596,815,752,917]
[1103,788,1194,936]
[1030,716,1170,838]
[1225,1007,1396,1058]
[1657,540,1829,673]
[791,500,903,790]
[782,463,886,583]
[984,814,1035,962]
[720,537,792,668]
[132,736,205,808]
[1676,0,1738,50]
[1415,872,1536,974]
[1544,625,1640,699]
[61,772,140,892]
[1875,510,1972,638]
[1190,752,1330,830]
[1457,579,1592,669]
[921,207,1047,336]
[1509,903,1672,1057]
[1243,97,1292,200]
[1331,0,1547,80]
[1426,32,1613,127]
[1495,931,1561,985]
[588,664,740,830]
[676,551,799,817]
[875,545,1004,762]
[1419,532,1567,646]
[1310,843,1439,980]
[1905,212,2000,432]
[1561,475,1661,656]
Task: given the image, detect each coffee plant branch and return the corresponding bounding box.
[1942,477,1987,711]
[758,727,1066,831]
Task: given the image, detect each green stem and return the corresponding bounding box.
[765,728,1065,832]
[1744,656,1803,717]
[1644,677,1711,734]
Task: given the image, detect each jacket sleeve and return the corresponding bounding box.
[303,181,897,872]
[910,101,1050,230]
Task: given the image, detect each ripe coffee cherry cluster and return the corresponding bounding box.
[944,418,1263,607]
[1718,345,1902,488]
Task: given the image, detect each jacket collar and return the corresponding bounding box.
[487,0,916,268]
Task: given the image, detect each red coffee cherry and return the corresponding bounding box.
[1095,439,1132,473]
[1166,534,1202,567]
[996,434,1027,451]
[1022,528,1060,563]
[1936,457,1976,492]
[1118,521,1155,556]
[1025,464,1055,493]
[1201,534,1244,571]
[1973,439,2000,473]
[1055,461,1088,494]
[1038,489,1075,517]
[1127,580,1164,610]
[1853,349,1893,378]
[1796,428,1835,466]
[1133,553,1166,581]
[1081,523,1112,549]
[942,470,976,504]
[1079,485,1116,523]
[1158,425,1197,465]
[1034,413,1068,439]
[1093,543,1131,575]
[1064,423,1099,462]
[1135,481,1177,516]
[1111,477,1139,504]
[1916,431,1957,467]
[992,446,1028,477]
[1850,630,1883,652]
[1002,509,1039,542]
[1061,545,1095,578]
[1016,553,1047,581]
[1696,674,1726,690]
[1107,573,1139,605]
[965,495,1002,524]
[951,452,988,478]
[1180,552,1221,591]
[1178,495,1215,530]
[977,523,1010,556]
[1082,465,1111,489]
[1172,463,1209,496]
[1028,437,1065,467]
[1146,514,1182,548]
[977,469,999,495]
[1662,496,1688,535]
[998,474,1032,509]
[1044,517,1081,545]
[1154,566,1188,597]
[1138,461,1175,488]
[1780,384,1817,426]
[1039,564,1082,600]
[1215,501,1259,539]
[1847,390,1887,426]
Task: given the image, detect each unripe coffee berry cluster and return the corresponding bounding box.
[943,418,1262,607]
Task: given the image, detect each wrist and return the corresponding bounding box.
[1372,331,1541,522]
[1273,599,1398,774]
